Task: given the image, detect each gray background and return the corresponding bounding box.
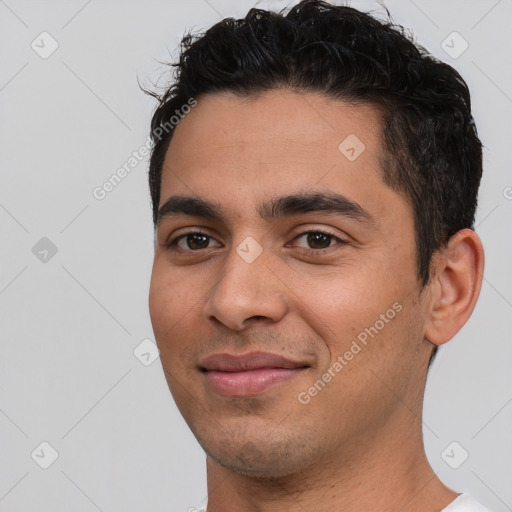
[1,0,511,511]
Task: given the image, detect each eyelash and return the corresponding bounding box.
[164,229,347,256]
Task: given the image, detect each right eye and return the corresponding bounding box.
[165,231,222,252]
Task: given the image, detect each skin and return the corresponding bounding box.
[149,89,484,512]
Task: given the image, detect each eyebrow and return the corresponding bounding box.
[156,192,377,227]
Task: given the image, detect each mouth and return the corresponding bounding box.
[199,351,310,397]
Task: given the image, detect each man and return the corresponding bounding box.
[146,1,489,510]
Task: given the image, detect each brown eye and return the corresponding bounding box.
[166,231,221,252]
[293,230,344,251]
[182,233,210,250]
[305,232,333,249]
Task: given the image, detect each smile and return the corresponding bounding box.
[200,351,310,397]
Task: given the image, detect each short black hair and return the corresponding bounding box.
[145,0,482,290]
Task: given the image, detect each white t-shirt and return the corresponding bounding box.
[442,493,492,511]
[196,493,492,511]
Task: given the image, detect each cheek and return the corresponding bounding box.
[149,259,196,325]
[148,269,172,336]
[292,266,417,368]
[296,269,389,329]
[149,263,191,353]
[149,260,212,378]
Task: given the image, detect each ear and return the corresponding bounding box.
[424,228,485,346]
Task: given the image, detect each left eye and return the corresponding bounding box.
[291,230,344,250]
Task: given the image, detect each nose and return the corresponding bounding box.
[203,243,289,331]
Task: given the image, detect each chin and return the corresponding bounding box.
[197,427,317,479]
[208,450,303,479]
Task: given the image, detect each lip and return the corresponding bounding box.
[200,351,310,397]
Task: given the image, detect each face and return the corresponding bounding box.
[149,90,433,478]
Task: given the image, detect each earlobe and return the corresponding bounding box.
[424,229,485,346]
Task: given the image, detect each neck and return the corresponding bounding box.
[204,407,457,512]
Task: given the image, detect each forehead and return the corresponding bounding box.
[159,89,400,225]
[164,89,383,167]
